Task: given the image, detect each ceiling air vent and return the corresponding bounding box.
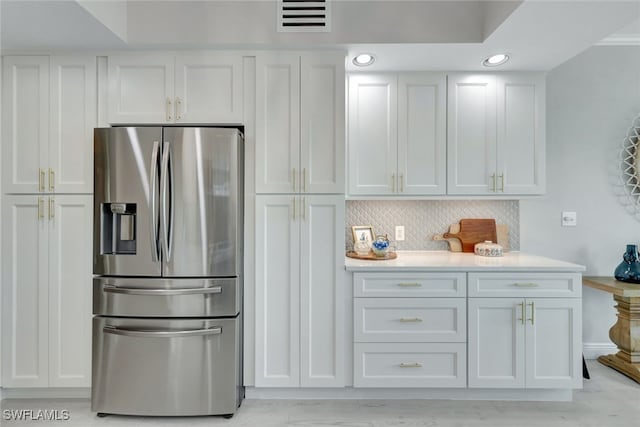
[277,0,331,33]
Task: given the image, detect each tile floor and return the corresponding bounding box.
[1,361,639,427]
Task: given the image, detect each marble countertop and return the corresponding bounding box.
[344,251,586,272]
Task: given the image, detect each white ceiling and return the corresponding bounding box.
[1,0,639,71]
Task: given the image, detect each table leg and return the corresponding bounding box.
[597,295,640,383]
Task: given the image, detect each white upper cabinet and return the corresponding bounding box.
[108,55,174,124]
[2,56,96,194]
[447,73,544,195]
[256,53,345,194]
[175,54,243,124]
[348,74,397,195]
[255,54,301,194]
[398,73,447,195]
[2,56,49,194]
[497,74,545,194]
[301,54,345,194]
[348,73,446,196]
[50,57,96,194]
[108,53,242,124]
[447,74,497,195]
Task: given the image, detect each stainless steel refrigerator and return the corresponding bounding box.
[91,127,243,418]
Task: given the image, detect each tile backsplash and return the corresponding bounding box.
[346,200,519,251]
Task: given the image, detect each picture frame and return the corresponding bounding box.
[351,225,375,245]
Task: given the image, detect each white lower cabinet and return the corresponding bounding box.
[354,298,466,343]
[255,195,345,387]
[468,297,582,389]
[1,195,93,387]
[352,272,467,388]
[354,343,466,388]
[352,270,582,391]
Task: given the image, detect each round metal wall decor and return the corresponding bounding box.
[621,115,640,211]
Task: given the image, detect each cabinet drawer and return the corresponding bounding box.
[468,273,581,297]
[354,298,466,343]
[354,272,466,297]
[354,343,466,388]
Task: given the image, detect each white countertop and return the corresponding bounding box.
[344,251,586,272]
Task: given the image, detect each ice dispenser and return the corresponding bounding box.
[101,203,137,255]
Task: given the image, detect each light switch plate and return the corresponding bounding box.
[395,226,405,241]
[562,211,577,227]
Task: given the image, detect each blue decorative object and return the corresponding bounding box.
[371,235,390,257]
[614,244,640,284]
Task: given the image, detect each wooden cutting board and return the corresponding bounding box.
[434,223,509,252]
[433,223,463,252]
[443,219,497,252]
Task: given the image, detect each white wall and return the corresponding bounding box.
[520,45,640,357]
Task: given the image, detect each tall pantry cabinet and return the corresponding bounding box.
[1,56,94,387]
[254,53,346,387]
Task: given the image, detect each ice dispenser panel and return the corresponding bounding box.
[101,203,137,255]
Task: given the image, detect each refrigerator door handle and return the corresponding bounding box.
[103,285,222,296]
[150,141,160,262]
[161,141,174,262]
[103,326,222,338]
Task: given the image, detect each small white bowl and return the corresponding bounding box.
[474,240,503,257]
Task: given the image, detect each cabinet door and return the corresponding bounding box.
[397,73,446,195]
[300,195,345,387]
[48,196,93,387]
[348,74,397,195]
[1,196,49,387]
[50,57,96,194]
[255,196,300,386]
[468,298,525,388]
[447,74,497,195]
[255,54,300,193]
[2,56,49,194]
[300,54,345,194]
[108,55,174,124]
[175,54,243,124]
[497,74,545,195]
[525,298,582,389]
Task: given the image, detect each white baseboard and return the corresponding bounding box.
[583,342,617,360]
[0,388,90,400]
[245,387,574,402]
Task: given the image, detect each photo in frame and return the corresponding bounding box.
[351,225,375,245]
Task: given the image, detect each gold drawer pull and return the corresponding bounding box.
[399,317,423,323]
[517,302,525,325]
[39,169,45,192]
[527,301,535,325]
[512,283,539,288]
[49,168,55,191]
[399,362,423,368]
[38,198,44,219]
[397,282,421,287]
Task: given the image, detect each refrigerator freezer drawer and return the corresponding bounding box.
[92,317,241,416]
[93,277,240,317]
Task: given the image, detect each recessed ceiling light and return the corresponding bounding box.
[482,53,509,67]
[353,53,375,67]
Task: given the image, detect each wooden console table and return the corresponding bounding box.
[583,276,640,383]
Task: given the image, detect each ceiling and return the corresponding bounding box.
[1,0,639,71]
